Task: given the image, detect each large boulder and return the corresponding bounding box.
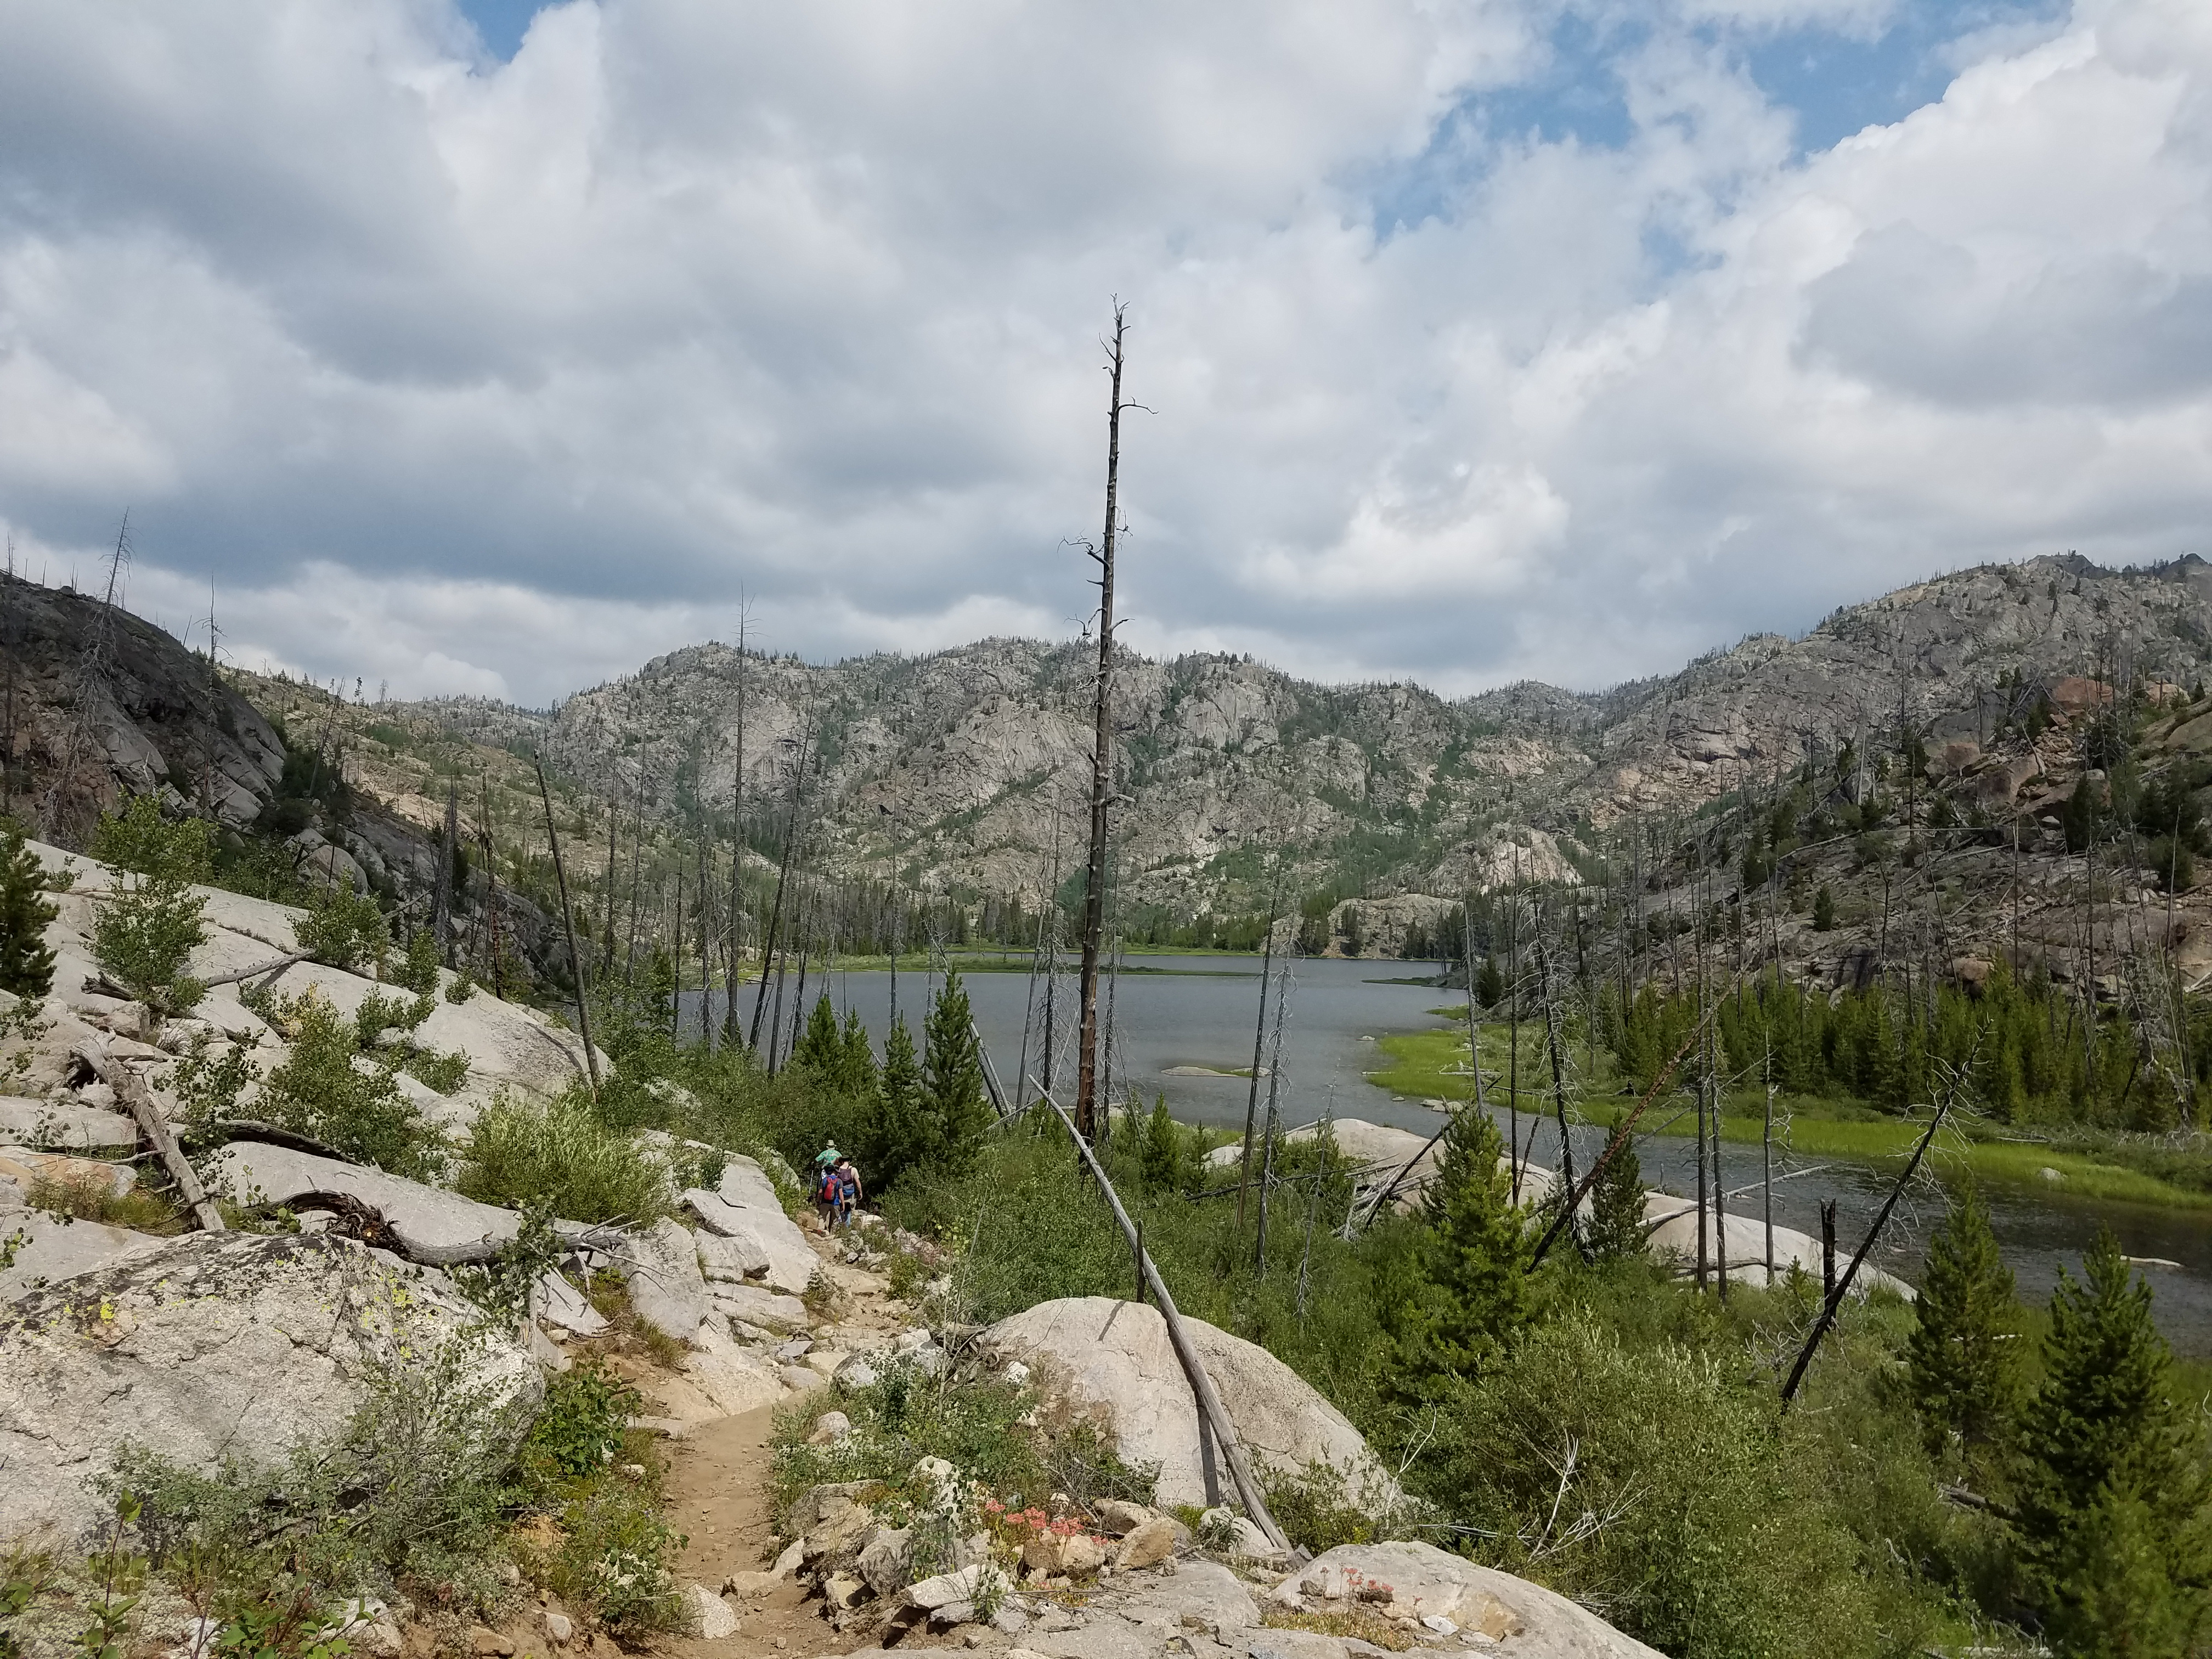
[0,1211,168,1300]
[1272,1541,1664,1657]
[621,1217,712,1346]
[0,1097,136,1151]
[682,1155,814,1294]
[0,1231,539,1544]
[978,1297,1400,1514]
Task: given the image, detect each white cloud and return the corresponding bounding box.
[1,0,2209,703]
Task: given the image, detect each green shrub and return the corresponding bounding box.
[403,1046,471,1094]
[515,1357,644,1496]
[542,1477,682,1638]
[291,885,390,973]
[396,930,440,996]
[254,988,446,1180]
[111,1329,533,1620]
[91,868,207,1014]
[91,797,211,883]
[458,1091,670,1224]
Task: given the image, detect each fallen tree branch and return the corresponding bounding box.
[1031,1075,1297,1559]
[75,1042,224,1232]
[197,1119,359,1163]
[197,950,315,990]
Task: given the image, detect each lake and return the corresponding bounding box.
[683,952,2212,1356]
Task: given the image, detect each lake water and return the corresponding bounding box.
[683,953,2212,1357]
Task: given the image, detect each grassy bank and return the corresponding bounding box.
[1369,1025,2212,1212]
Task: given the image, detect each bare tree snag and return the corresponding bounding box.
[535,758,601,1095]
[1075,302,1132,1142]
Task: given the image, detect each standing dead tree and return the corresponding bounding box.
[1075,302,1136,1142]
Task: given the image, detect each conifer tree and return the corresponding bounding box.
[1138,1095,1182,1194]
[1583,1116,1646,1264]
[920,969,990,1177]
[2016,1227,2209,1652]
[1476,956,1503,1007]
[0,819,57,998]
[792,991,842,1075]
[1400,1105,1533,1382]
[838,1006,878,1097]
[1906,1181,2022,1458]
[861,1014,923,1189]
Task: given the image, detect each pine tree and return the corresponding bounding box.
[838,1007,878,1098]
[0,819,57,998]
[1812,885,1837,931]
[1906,1182,2022,1458]
[1476,956,1503,1007]
[2017,1227,2209,1652]
[860,1015,924,1190]
[1138,1096,1182,1194]
[1400,1105,1533,1383]
[919,969,990,1177]
[792,991,842,1075]
[1583,1116,1646,1263]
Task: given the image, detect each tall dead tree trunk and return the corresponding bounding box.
[1075,302,1132,1142]
[535,759,601,1095]
[433,784,458,963]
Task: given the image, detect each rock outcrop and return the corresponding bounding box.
[0,1231,540,1543]
[978,1297,1401,1514]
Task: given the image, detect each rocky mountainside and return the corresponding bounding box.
[405,552,2212,922]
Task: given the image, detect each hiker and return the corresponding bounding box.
[834,1155,864,1228]
[814,1148,842,1226]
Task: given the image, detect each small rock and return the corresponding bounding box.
[905,1564,986,1611]
[781,1365,828,1393]
[682,1582,740,1640]
[1003,1359,1031,1386]
[1060,1533,1107,1576]
[1421,1613,1457,1635]
[1115,1517,1178,1570]
[1096,1498,1157,1536]
[541,1612,573,1646]
[929,1600,978,1629]
[358,1623,403,1657]
[808,1410,854,1446]
[991,1602,1031,1634]
[822,1572,867,1610]
[469,1628,514,1657]
[835,1354,880,1391]
[857,1526,914,1596]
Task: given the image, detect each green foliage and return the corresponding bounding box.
[450,1201,566,1336]
[72,1492,146,1659]
[792,992,843,1075]
[1389,1107,1532,1387]
[91,863,207,1014]
[394,930,441,996]
[539,1477,684,1637]
[1906,1182,2022,1460]
[857,1015,926,1193]
[171,1034,260,1126]
[401,1045,470,1094]
[0,819,57,997]
[458,1090,670,1224]
[444,969,477,1004]
[918,969,991,1177]
[114,1330,533,1622]
[1812,884,1837,931]
[353,987,432,1049]
[91,797,212,884]
[1583,1119,1646,1263]
[291,885,390,973]
[253,988,445,1180]
[515,1356,642,1493]
[1421,1311,1892,1658]
[1137,1096,1187,1194]
[2015,1228,2210,1650]
[1475,956,1503,1007]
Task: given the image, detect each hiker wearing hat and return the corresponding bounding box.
[814,1147,843,1228]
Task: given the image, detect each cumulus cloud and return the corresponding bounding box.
[0,0,2208,702]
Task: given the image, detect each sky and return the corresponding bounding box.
[2,0,2207,708]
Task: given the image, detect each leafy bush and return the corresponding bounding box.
[291,885,390,973]
[91,797,211,884]
[403,1046,471,1094]
[253,988,445,1180]
[395,930,441,996]
[111,1328,533,1620]
[515,1357,643,1494]
[458,1090,670,1224]
[91,849,208,1022]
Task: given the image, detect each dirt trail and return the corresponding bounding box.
[647,1221,955,1658]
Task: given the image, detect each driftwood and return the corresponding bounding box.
[200,1119,358,1162]
[198,950,314,990]
[1034,1080,1296,1558]
[75,1043,224,1232]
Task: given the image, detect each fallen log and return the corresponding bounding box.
[74,1043,224,1232]
[1032,1077,1296,1559]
